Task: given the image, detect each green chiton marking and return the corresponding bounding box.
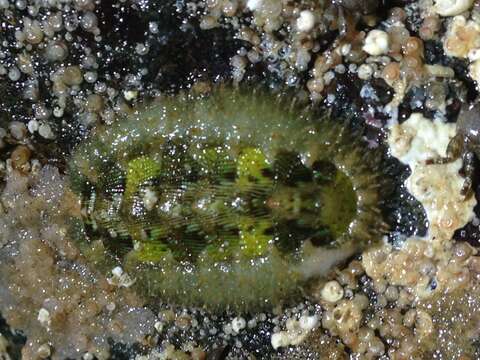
[69,87,390,311]
[125,156,162,200]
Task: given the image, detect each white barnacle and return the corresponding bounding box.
[363,29,390,56]
[320,280,344,303]
[246,0,263,11]
[107,266,136,288]
[296,10,315,33]
[231,317,246,333]
[434,0,474,16]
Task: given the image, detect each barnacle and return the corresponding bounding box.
[69,87,391,311]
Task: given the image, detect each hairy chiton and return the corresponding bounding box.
[69,87,391,311]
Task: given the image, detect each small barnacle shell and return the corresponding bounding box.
[296,10,315,33]
[69,87,392,311]
[469,59,480,84]
[363,30,390,56]
[434,0,474,17]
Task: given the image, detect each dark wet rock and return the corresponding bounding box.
[337,0,381,14]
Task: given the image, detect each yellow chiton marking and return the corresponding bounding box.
[135,242,170,262]
[125,156,161,199]
[238,217,273,257]
[236,147,271,188]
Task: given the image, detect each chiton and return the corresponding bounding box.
[69,87,390,311]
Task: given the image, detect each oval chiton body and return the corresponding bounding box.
[69,87,390,311]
